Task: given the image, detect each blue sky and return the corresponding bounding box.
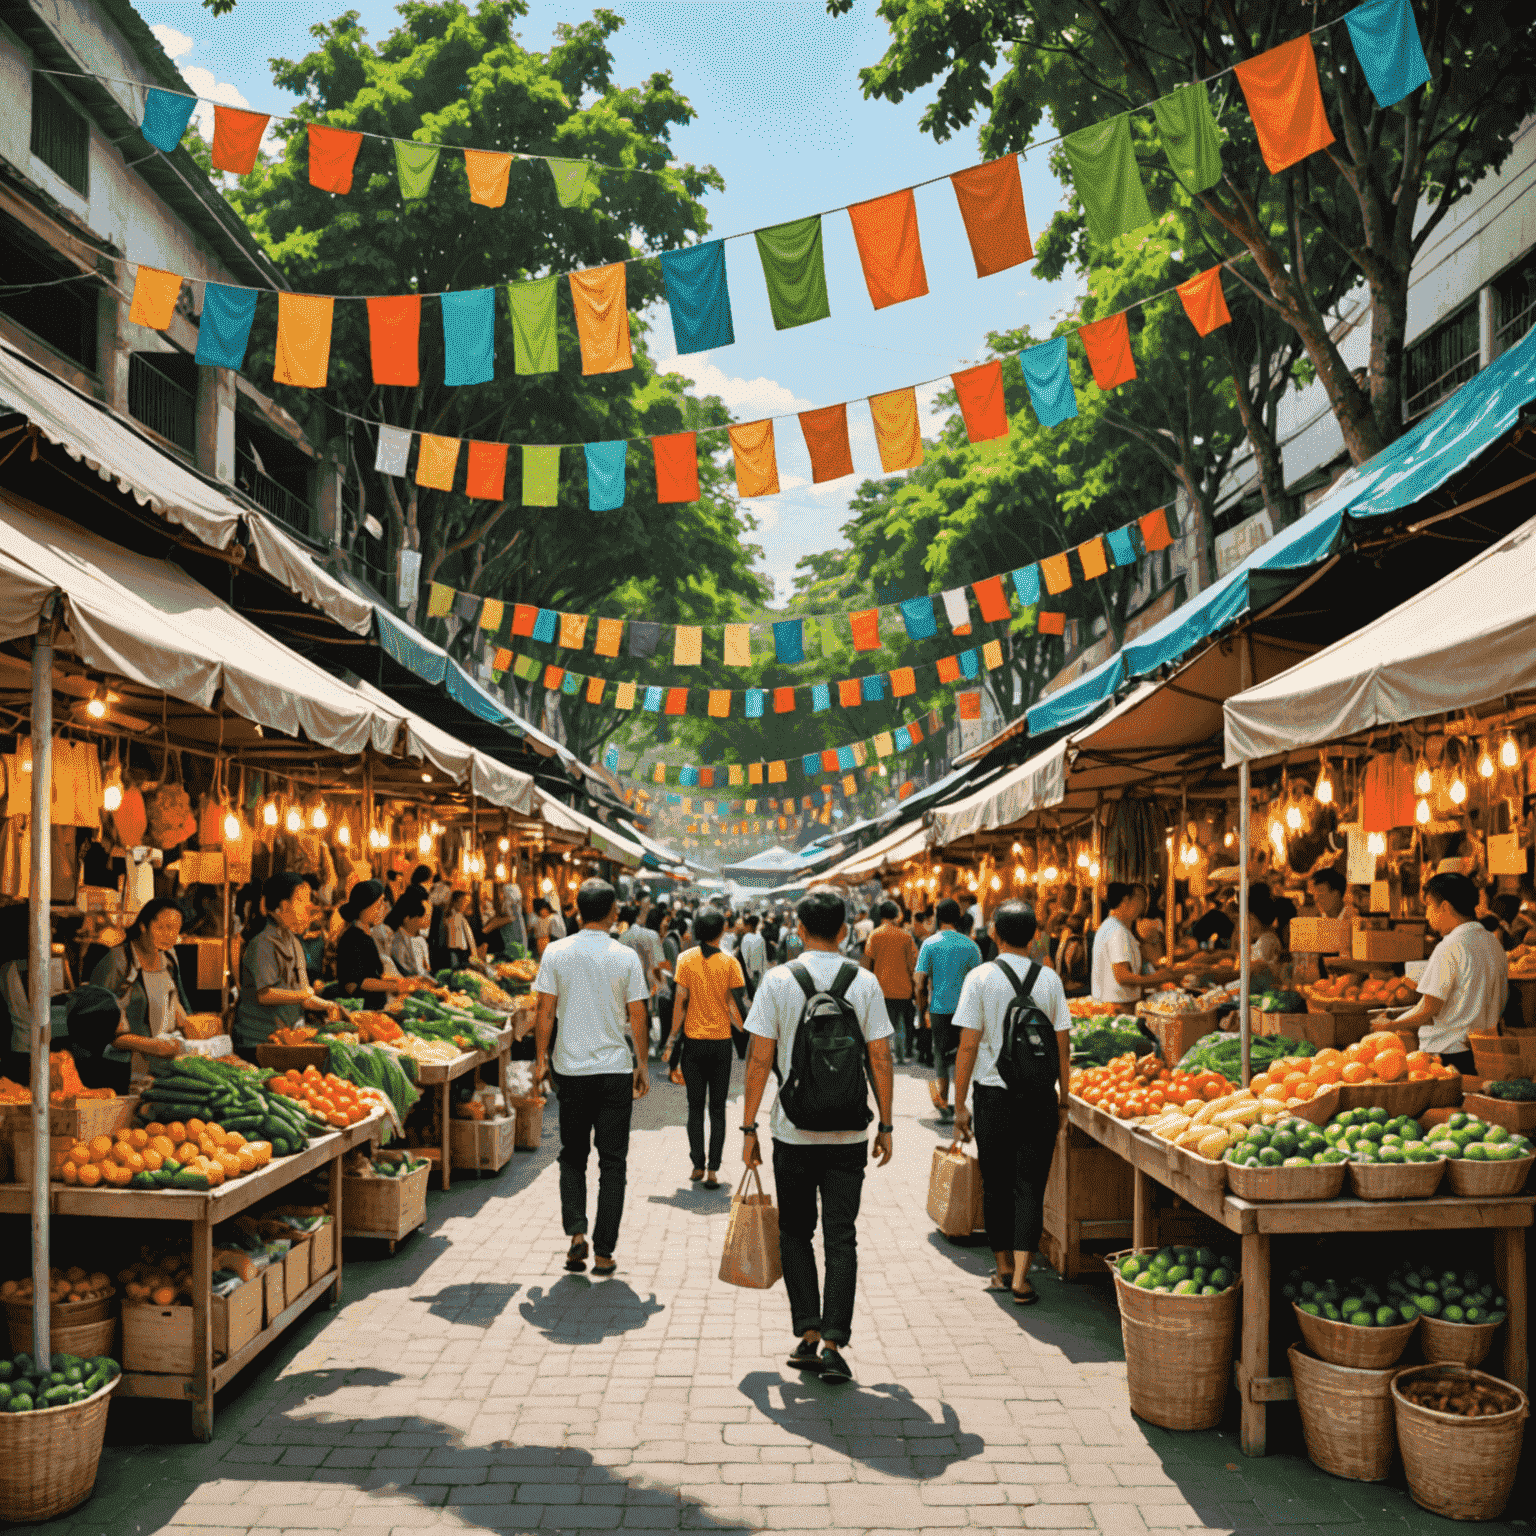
[139,0,1079,602]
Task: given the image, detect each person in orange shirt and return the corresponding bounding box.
[665,906,746,1188]
[862,901,918,1063]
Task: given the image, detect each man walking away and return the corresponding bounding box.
[862,901,918,1064]
[738,914,768,999]
[741,888,894,1385]
[951,900,1071,1305]
[915,898,982,1121]
[534,879,650,1276]
[618,903,663,1049]
[666,906,746,1187]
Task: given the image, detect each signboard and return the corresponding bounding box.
[1214,509,1274,576]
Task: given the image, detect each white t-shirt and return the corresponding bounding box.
[739,931,768,979]
[745,950,893,1147]
[719,930,736,955]
[534,929,648,1077]
[1415,920,1508,1056]
[1092,914,1142,1003]
[953,953,1073,1091]
[853,919,874,945]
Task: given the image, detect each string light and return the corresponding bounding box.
[85,693,106,719]
[1012,865,1025,882]
[495,862,507,880]
[1502,734,1519,769]
[1042,865,1058,883]
[285,807,302,833]
[1449,772,1467,805]
[1011,842,1023,857]
[103,783,122,812]
[1478,742,1495,779]
[336,822,350,847]
[1367,831,1386,856]
[499,837,510,852]
[430,821,443,836]
[223,811,241,842]
[1316,757,1333,804]
[418,830,433,854]
[1088,860,1100,880]
[1415,759,1432,795]
[1076,851,1090,868]
[1416,797,1431,824]
[263,801,278,827]
[1223,830,1235,848]
[421,773,432,783]
[311,803,328,829]
[1269,820,1286,857]
[990,874,1002,891]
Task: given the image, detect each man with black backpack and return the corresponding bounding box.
[950,900,1072,1307]
[740,888,894,1385]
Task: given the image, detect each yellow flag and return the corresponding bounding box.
[723,624,751,666]
[674,626,703,666]
[426,582,454,618]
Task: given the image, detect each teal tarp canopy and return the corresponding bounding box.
[374,607,448,685]
[1026,329,1536,739]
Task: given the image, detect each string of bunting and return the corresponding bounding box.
[118,0,1429,388]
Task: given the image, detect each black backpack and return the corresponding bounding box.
[995,960,1060,1097]
[777,962,872,1132]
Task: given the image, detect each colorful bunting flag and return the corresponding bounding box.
[723,625,752,667]
[629,621,661,658]
[507,277,559,376]
[375,425,411,477]
[800,404,854,483]
[1233,36,1335,174]
[523,445,560,507]
[559,612,589,650]
[367,295,421,387]
[861,673,885,702]
[415,434,460,491]
[651,432,699,504]
[959,649,979,679]
[982,639,1004,670]
[1063,114,1154,243]
[142,88,196,153]
[1038,611,1067,636]
[547,159,592,209]
[274,293,334,388]
[950,157,1033,277]
[1040,552,1072,596]
[847,188,929,310]
[643,686,664,713]
[942,588,971,634]
[746,689,765,720]
[708,690,730,718]
[850,610,881,653]
[773,687,795,714]
[532,609,557,643]
[1177,266,1233,337]
[951,361,1008,443]
[899,596,937,641]
[773,619,804,665]
[812,682,831,713]
[937,654,961,684]
[873,732,894,760]
[307,124,364,195]
[674,626,703,666]
[1078,537,1108,580]
[1344,0,1431,107]
[595,617,623,658]
[195,284,257,369]
[868,387,924,472]
[1107,526,1137,566]
[837,678,861,708]
[1140,507,1175,551]
[570,264,632,375]
[479,599,504,632]
[769,761,788,784]
[465,441,508,502]
[665,688,688,716]
[890,667,916,698]
[658,241,734,355]
[587,677,605,705]
[463,148,512,208]
[1078,312,1136,391]
[1011,567,1040,606]
[616,681,637,709]
[971,575,1009,624]
[394,140,440,200]
[1151,82,1224,193]
[210,106,269,174]
[729,419,779,498]
[129,266,181,329]
[427,582,454,618]
[754,216,831,331]
[441,288,495,386]
[584,441,627,512]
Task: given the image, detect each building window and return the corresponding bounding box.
[235,415,313,535]
[30,75,89,197]
[128,352,197,454]
[1404,300,1479,420]
[1494,250,1536,358]
[0,212,98,371]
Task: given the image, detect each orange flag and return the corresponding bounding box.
[664,688,688,716]
[594,617,623,657]
[1177,267,1232,337]
[1140,508,1174,551]
[129,266,182,329]
[768,760,788,783]
[544,666,565,690]
[937,655,961,684]
[1077,537,1108,580]
[586,677,605,705]
[849,610,881,652]
[367,295,420,387]
[837,679,861,708]
[1078,312,1136,390]
[951,361,1008,443]
[773,688,795,714]
[728,420,779,498]
[890,667,916,698]
[274,293,334,388]
[973,575,1010,623]
[1038,611,1067,636]
[950,157,1033,277]
[463,149,512,208]
[569,263,632,374]
[653,433,699,503]
[821,750,839,773]
[415,434,460,491]
[211,106,269,174]
[868,387,923,472]
[799,404,854,483]
[558,612,588,650]
[846,188,928,309]
[1041,552,1072,595]
[465,441,508,501]
[708,691,730,719]
[307,124,363,194]
[957,690,982,720]
[1234,36,1335,174]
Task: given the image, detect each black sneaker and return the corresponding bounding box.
[786,1339,822,1370]
[818,1346,852,1384]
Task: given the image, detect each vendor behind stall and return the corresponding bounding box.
[1392,872,1507,1073]
[89,898,192,1085]
[388,889,433,977]
[1090,883,1181,1004]
[235,873,335,1053]
[333,880,415,999]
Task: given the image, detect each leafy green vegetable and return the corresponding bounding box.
[1485,1079,1536,1103]
[1176,1032,1316,1077]
[1070,1023,1155,1066]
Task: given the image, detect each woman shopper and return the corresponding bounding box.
[90,897,195,1089]
[951,900,1072,1306]
[388,890,433,978]
[665,905,745,1188]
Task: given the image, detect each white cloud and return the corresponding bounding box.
[660,353,812,420]
[151,23,194,59]
[150,25,270,153]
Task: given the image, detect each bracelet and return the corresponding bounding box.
[878,1123,895,1134]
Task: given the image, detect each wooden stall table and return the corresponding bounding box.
[0,1112,383,1441]
[1067,1097,1533,1458]
[413,1025,512,1190]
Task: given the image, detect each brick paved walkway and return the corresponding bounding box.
[31,1064,1521,1535]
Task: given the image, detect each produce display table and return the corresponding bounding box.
[414,1024,512,1191]
[0,1113,382,1441]
[1066,1097,1533,1458]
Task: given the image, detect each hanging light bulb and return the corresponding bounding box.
[1449,773,1467,805]
[285,806,302,833]
[1011,842,1023,858]
[499,837,510,853]
[1042,865,1058,883]
[336,822,351,847]
[1316,758,1333,804]
[1415,760,1432,795]
[17,739,31,774]
[1501,734,1519,769]
[1478,743,1495,779]
[1269,820,1286,857]
[1223,830,1235,848]
[990,874,1002,891]
[495,862,507,881]
[1076,851,1090,868]
[102,782,122,812]
[85,693,106,720]
[1012,865,1025,882]
[1088,860,1100,881]
[418,830,433,854]
[430,821,443,837]
[311,802,328,830]
[1285,803,1302,831]
[1367,831,1386,857]
[1416,797,1431,824]
[223,811,241,842]
[263,800,278,827]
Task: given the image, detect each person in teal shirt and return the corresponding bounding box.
[915,898,983,1122]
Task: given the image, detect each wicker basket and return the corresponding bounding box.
[1287,1344,1397,1482]
[1294,1303,1416,1369]
[1226,1159,1346,1203]
[1425,1075,1464,1109]
[1461,1093,1536,1132]
[1391,1365,1528,1521]
[4,1288,117,1329]
[0,1373,118,1522]
[1444,1154,1535,1197]
[1469,1030,1536,1081]
[1419,1314,1501,1369]
[1346,1157,1446,1201]
[1334,1079,1434,1116]
[1109,1249,1239,1431]
[1285,1088,1341,1126]
[6,1311,116,1358]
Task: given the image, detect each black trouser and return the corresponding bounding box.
[681,1037,733,1171]
[884,999,913,1060]
[554,1072,633,1257]
[771,1139,867,1347]
[1441,1049,1476,1076]
[973,1083,1059,1254]
[914,1018,933,1065]
[931,1012,957,1078]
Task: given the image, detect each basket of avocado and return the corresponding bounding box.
[1324,1107,1448,1199]
[0,1351,120,1521]
[1110,1247,1240,1430]
[1222,1115,1349,1201]
[1291,1272,1420,1369]
[1404,1262,1508,1368]
[1464,1082,1536,1133]
[1422,1113,1536,1196]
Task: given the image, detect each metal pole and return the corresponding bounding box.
[1091,792,1102,929]
[28,604,55,1369]
[1239,761,1251,1088]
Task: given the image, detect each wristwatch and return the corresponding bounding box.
[741,1123,758,1134]
[878,1123,895,1134]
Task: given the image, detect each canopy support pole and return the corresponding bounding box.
[1091,793,1102,929]
[29,600,56,1370]
[1238,635,1253,1090]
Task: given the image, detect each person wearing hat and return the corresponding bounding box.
[335,879,416,1000]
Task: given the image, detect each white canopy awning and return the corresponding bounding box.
[824,821,931,880]
[928,741,1069,847]
[536,790,645,866]
[1224,514,1536,765]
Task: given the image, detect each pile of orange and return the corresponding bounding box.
[1308,975,1417,1009]
[1070,1051,1233,1120]
[1250,1033,1458,1106]
[269,1066,374,1128]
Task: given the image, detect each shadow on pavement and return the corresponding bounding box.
[738,1369,985,1476]
[517,1274,664,1343]
[645,1184,732,1211]
[410,1281,522,1327]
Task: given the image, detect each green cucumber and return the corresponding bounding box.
[171,1169,210,1190]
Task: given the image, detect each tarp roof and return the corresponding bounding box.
[820,819,931,881]
[536,791,645,866]
[720,845,805,876]
[1224,512,1536,765]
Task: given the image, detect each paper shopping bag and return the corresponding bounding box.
[928,1141,982,1237]
[718,1167,782,1289]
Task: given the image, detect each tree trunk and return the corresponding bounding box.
[1229,358,1298,529]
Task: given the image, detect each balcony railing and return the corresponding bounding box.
[236,449,312,535]
[128,353,195,454]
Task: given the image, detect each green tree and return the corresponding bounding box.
[832,0,1536,465]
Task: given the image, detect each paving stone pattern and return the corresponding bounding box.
[29,1067,1523,1535]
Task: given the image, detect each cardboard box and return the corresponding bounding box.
[263,1262,286,1326]
[344,1157,429,1243]
[449,1115,515,1174]
[1288,916,1355,955]
[122,1303,190,1374]
[1352,928,1427,964]
[309,1219,335,1284]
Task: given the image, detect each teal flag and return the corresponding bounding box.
[754,216,831,331]
[1062,114,1154,243]
[394,141,440,200]
[1151,84,1223,193]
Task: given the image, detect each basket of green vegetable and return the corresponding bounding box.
[1464,1085,1536,1132]
[1069,1017,1151,1067]
[1175,1031,1316,1079]
[0,1352,120,1521]
[1422,1113,1536,1195]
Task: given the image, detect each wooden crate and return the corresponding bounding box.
[343,1156,429,1248]
[449,1115,515,1174]
[1257,1011,1368,1049]
[282,1240,309,1301]
[308,1220,335,1283]
[1042,1122,1134,1281]
[1471,1032,1536,1081]
[10,1131,76,1187]
[263,1263,285,1327]
[213,1278,262,1361]
[47,1095,137,1140]
[1511,980,1536,1029]
[510,1097,544,1151]
[1352,927,1427,964]
[1138,1008,1219,1068]
[254,1044,329,1073]
[122,1303,190,1375]
[1288,916,1355,955]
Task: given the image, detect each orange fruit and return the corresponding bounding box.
[1251,1073,1272,1093]
[1405,1051,1431,1071]
[1373,1052,1407,1082]
[1293,1079,1317,1100]
[1314,1048,1344,1068]
[1313,1063,1342,1086]
[1341,1062,1371,1084]
[1353,1038,1379,1062]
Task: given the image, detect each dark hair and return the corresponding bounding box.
[1310,866,1347,895]
[1246,888,1275,923]
[263,873,311,914]
[694,906,726,943]
[644,906,666,933]
[1106,882,1136,911]
[386,889,427,930]
[1425,871,1479,918]
[744,914,759,930]
[935,897,962,927]
[340,879,386,923]
[449,889,470,911]
[992,900,1037,947]
[576,878,616,923]
[618,904,639,926]
[877,900,900,922]
[127,897,183,946]
[797,887,846,941]
[956,912,975,935]
[410,865,432,885]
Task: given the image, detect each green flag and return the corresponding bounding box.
[506,276,559,375]
[394,140,440,201]
[515,652,542,681]
[1151,83,1223,193]
[1062,114,1154,243]
[523,444,560,506]
[754,216,831,331]
[546,158,592,209]
[816,615,838,658]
